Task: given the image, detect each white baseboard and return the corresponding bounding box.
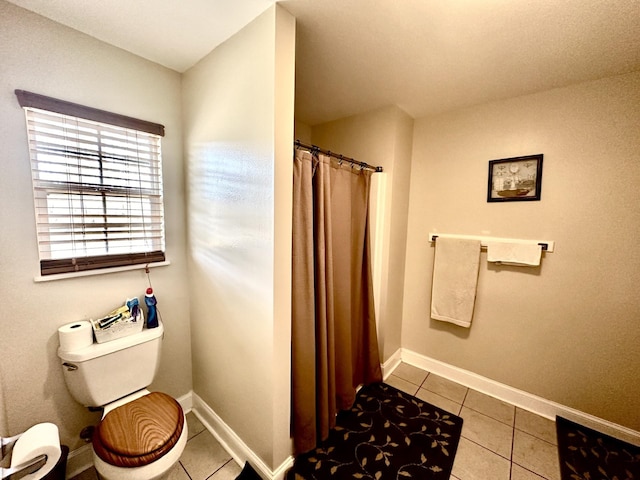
[396,348,640,445]
[382,348,402,380]
[65,390,194,479]
[177,390,193,414]
[192,393,294,480]
[65,443,93,479]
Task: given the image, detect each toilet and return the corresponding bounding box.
[58,321,187,480]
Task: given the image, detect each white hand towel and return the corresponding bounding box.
[486,242,542,266]
[431,237,481,328]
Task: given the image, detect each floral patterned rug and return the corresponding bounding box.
[556,416,640,480]
[287,382,463,480]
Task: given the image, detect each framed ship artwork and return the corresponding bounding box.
[487,154,543,202]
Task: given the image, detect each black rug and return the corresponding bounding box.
[235,461,262,480]
[287,382,463,479]
[556,416,640,480]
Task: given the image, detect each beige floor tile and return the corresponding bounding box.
[451,437,511,480]
[392,362,429,386]
[385,374,420,396]
[70,462,191,480]
[511,463,548,480]
[459,407,513,459]
[415,388,462,415]
[210,460,243,479]
[512,430,560,480]
[165,461,191,479]
[515,408,557,445]
[463,390,515,426]
[186,411,207,440]
[178,430,233,480]
[423,373,468,404]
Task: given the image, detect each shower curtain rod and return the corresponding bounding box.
[295,140,383,173]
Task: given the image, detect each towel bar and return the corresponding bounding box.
[429,233,554,253]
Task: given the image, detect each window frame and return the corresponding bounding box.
[16,90,167,276]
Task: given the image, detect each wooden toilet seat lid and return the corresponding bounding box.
[93,392,184,468]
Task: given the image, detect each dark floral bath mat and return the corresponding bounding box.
[287,382,463,479]
[556,415,640,480]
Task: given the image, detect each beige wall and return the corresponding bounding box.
[402,71,640,431]
[310,105,413,363]
[294,121,312,144]
[272,5,297,465]
[183,5,295,469]
[0,0,192,449]
[0,369,8,438]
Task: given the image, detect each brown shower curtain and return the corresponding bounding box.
[291,148,382,454]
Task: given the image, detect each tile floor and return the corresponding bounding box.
[386,362,561,480]
[72,362,561,480]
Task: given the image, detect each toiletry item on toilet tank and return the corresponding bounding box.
[145,288,158,328]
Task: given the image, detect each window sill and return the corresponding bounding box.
[33,260,171,283]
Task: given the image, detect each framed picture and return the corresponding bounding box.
[487,154,543,202]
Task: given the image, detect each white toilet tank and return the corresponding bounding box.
[58,321,164,407]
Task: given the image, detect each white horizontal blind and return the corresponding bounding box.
[23,107,165,275]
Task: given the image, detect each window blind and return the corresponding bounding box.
[17,91,166,276]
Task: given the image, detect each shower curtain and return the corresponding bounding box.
[291,148,382,454]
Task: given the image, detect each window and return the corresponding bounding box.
[16,90,166,276]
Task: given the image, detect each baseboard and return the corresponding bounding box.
[177,390,194,414]
[397,348,640,445]
[65,390,194,479]
[65,443,93,479]
[381,348,402,380]
[192,393,294,480]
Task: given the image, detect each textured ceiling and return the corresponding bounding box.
[283,0,640,125]
[7,0,640,125]
[5,0,276,73]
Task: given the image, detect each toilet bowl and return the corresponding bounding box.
[91,390,187,480]
[57,320,187,480]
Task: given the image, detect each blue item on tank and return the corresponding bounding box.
[145,288,158,328]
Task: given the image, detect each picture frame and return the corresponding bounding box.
[487,154,543,202]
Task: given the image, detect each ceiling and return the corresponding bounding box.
[6,0,276,73]
[7,0,640,126]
